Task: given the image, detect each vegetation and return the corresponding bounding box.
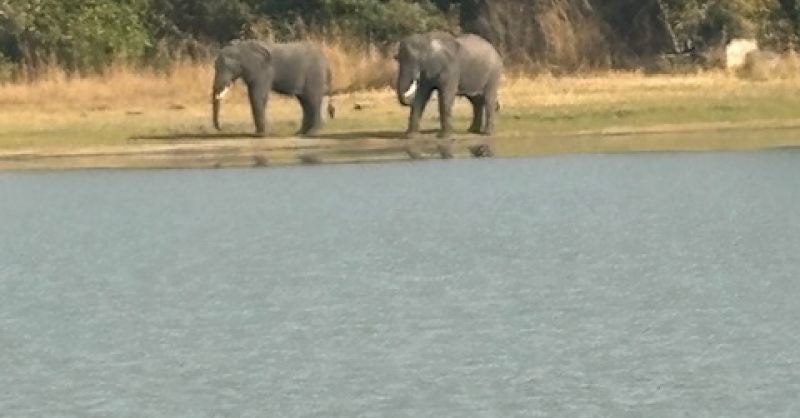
[1,0,800,78]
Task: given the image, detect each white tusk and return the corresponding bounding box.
[215,86,231,100]
[403,80,418,100]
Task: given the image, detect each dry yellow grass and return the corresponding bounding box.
[0,38,397,124]
[503,68,800,107]
[0,60,212,112]
[3,36,800,109]
[4,58,800,115]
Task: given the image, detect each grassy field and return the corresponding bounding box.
[3,55,800,169]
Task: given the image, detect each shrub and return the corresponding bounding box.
[263,0,452,44]
[0,0,152,77]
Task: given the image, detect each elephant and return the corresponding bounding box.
[212,39,333,137]
[395,32,503,158]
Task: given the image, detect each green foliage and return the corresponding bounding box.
[0,52,14,82]
[0,0,151,74]
[662,0,780,43]
[147,0,255,43]
[314,0,450,43]
[244,0,450,43]
[2,0,800,75]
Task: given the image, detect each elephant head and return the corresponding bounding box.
[394,32,460,106]
[212,40,271,131]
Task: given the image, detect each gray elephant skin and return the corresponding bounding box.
[212,39,332,136]
[395,32,503,157]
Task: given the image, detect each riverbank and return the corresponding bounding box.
[3,70,800,170]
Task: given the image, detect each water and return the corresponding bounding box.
[1,151,799,417]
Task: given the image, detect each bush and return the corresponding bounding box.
[3,0,800,77]
[260,0,452,44]
[662,0,778,47]
[0,0,152,76]
[147,0,256,45]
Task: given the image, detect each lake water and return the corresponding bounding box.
[1,151,799,417]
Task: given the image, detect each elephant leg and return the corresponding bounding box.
[308,96,324,135]
[436,84,457,159]
[296,96,310,135]
[406,86,434,137]
[296,95,321,136]
[467,95,485,134]
[474,86,499,157]
[483,82,500,136]
[248,84,269,137]
[403,86,433,159]
[297,95,322,135]
[436,83,456,139]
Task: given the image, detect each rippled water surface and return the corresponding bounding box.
[2,151,800,417]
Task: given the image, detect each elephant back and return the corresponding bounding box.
[457,34,503,70]
[269,41,329,96]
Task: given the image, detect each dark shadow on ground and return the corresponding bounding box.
[128,132,261,142]
[129,129,446,143]
[313,129,439,141]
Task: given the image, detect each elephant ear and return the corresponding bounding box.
[233,40,272,82]
[246,41,272,66]
[221,55,236,69]
[420,34,460,77]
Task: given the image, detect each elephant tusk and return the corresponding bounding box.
[215,86,231,100]
[402,80,418,101]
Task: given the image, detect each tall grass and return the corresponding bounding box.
[463,0,615,72]
[0,60,213,112]
[2,35,800,115]
[314,35,397,93]
[0,36,397,112]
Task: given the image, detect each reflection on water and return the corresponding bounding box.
[2,150,800,417]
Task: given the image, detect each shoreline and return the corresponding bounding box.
[4,121,800,171]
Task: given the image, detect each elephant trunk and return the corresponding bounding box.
[396,72,417,107]
[212,96,222,131]
[211,84,230,131]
